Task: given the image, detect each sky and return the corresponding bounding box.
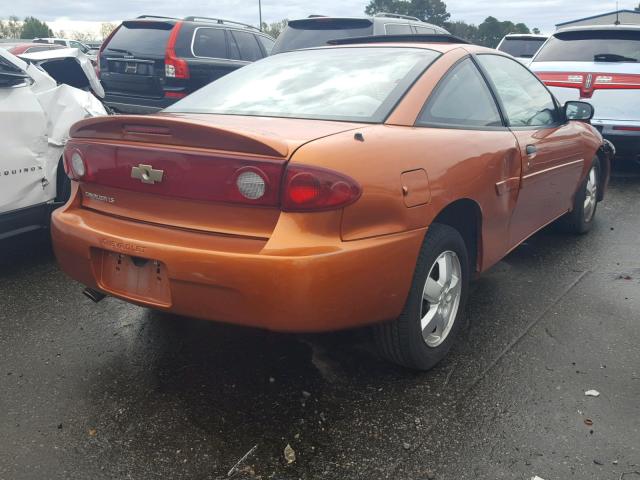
[3,0,639,37]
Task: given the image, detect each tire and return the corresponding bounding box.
[55,158,71,204]
[373,223,470,371]
[556,157,600,234]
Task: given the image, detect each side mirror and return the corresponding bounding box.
[564,101,594,122]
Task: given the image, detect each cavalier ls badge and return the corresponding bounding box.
[131,164,164,185]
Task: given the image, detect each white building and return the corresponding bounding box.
[556,9,640,29]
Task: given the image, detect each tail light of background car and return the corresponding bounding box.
[536,72,640,98]
[96,24,121,78]
[64,141,361,212]
[164,21,190,79]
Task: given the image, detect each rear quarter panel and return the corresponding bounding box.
[288,124,522,272]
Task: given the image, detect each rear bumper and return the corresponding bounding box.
[103,93,177,114]
[51,204,424,332]
[592,120,640,160]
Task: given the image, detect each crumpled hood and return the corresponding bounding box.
[19,47,104,98]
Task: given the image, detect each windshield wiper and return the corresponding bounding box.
[594,53,638,63]
[105,47,135,56]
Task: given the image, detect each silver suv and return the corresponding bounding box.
[271,13,449,54]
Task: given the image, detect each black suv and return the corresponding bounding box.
[271,13,450,55]
[99,16,275,113]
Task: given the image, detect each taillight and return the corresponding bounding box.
[63,139,361,212]
[165,22,189,79]
[281,165,361,212]
[64,148,86,180]
[96,24,121,78]
[235,169,267,200]
[537,71,640,98]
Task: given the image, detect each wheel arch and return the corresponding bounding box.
[595,142,612,202]
[431,198,483,274]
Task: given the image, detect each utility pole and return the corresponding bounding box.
[259,0,263,31]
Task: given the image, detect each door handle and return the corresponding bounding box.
[526,145,537,156]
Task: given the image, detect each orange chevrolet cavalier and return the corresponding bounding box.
[52,35,611,370]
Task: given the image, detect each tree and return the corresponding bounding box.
[365,0,450,26]
[444,20,480,44]
[532,27,541,34]
[0,16,22,39]
[100,22,117,40]
[72,30,97,42]
[477,16,531,48]
[261,19,287,38]
[20,16,53,39]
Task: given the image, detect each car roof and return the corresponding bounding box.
[287,15,448,32]
[320,40,496,56]
[555,24,640,34]
[503,34,548,39]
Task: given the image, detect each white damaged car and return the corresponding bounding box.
[0,47,107,241]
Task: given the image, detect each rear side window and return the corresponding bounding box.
[257,35,275,55]
[192,27,227,58]
[54,40,66,46]
[498,38,546,58]
[271,19,374,54]
[418,58,502,128]
[478,54,557,127]
[104,22,173,56]
[230,31,263,61]
[385,24,412,35]
[415,26,436,34]
[25,46,56,53]
[535,30,640,63]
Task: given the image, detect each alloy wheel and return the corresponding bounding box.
[420,250,462,347]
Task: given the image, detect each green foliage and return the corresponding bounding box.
[20,16,53,39]
[365,0,450,26]
[0,16,22,39]
[445,16,531,48]
[261,19,288,39]
[532,27,541,35]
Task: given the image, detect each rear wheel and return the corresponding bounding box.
[373,223,469,370]
[557,157,600,234]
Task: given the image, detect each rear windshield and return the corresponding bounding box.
[166,47,439,123]
[271,19,374,54]
[498,38,546,58]
[104,22,173,57]
[535,30,640,62]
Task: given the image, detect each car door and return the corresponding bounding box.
[414,57,522,268]
[476,53,585,247]
[188,27,240,90]
[0,52,51,217]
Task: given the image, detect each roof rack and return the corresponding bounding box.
[374,12,421,22]
[327,34,470,45]
[183,16,260,31]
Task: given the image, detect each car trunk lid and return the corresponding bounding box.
[68,114,366,238]
[99,20,174,99]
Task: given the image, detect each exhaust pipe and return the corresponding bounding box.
[83,287,106,303]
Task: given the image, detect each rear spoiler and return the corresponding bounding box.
[289,18,373,29]
[328,34,470,45]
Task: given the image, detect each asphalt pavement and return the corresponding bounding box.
[1,163,639,480]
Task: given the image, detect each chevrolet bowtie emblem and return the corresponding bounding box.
[131,164,164,184]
